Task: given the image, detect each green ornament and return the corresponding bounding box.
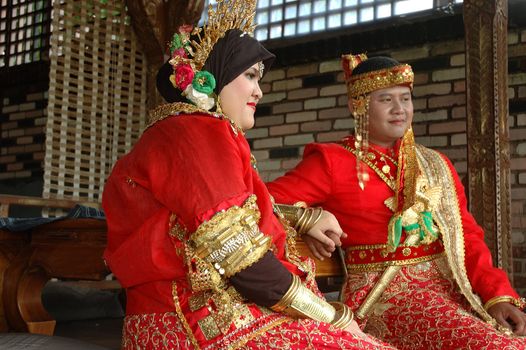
[192,71,216,95]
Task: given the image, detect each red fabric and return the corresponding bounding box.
[267,140,519,304]
[103,114,396,349]
[343,259,526,350]
[121,311,397,350]
[103,115,299,313]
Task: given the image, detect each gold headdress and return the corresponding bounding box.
[341,53,414,190]
[167,0,257,111]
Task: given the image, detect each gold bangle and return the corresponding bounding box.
[295,208,311,235]
[274,204,304,226]
[329,302,355,329]
[296,207,324,235]
[271,274,336,324]
[484,296,526,311]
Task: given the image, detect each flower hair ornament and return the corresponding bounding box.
[167,0,257,111]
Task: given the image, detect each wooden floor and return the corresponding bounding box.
[40,281,124,349]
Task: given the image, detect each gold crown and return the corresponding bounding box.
[189,0,257,71]
[341,53,414,98]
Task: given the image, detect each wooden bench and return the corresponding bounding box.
[0,195,109,335]
[0,195,343,335]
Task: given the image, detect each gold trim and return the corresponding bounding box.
[169,213,188,241]
[216,315,289,350]
[342,144,395,190]
[147,102,243,135]
[416,145,495,325]
[346,242,419,251]
[198,315,221,341]
[171,281,201,350]
[347,252,445,273]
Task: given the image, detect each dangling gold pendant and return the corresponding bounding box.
[382,164,390,174]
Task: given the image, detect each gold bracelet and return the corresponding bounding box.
[296,207,324,235]
[274,204,302,225]
[330,302,355,329]
[484,295,526,311]
[295,208,312,234]
[271,274,336,324]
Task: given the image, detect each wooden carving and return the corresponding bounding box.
[463,0,512,276]
[125,0,205,109]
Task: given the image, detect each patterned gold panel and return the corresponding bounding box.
[463,0,512,275]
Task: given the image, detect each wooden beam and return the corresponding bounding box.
[464,0,512,275]
[125,0,205,111]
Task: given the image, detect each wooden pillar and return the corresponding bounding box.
[125,0,205,111]
[463,0,512,275]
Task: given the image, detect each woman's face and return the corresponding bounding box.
[219,63,263,130]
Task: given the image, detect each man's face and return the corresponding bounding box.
[352,85,413,147]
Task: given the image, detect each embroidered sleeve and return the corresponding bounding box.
[189,195,271,277]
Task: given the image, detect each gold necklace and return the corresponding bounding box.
[342,142,397,191]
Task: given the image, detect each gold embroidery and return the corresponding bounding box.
[171,281,201,349]
[186,245,224,292]
[147,102,243,135]
[402,247,411,257]
[169,213,188,241]
[347,252,446,273]
[233,304,255,329]
[198,315,221,341]
[342,144,396,190]
[346,64,414,97]
[189,291,213,312]
[416,145,495,325]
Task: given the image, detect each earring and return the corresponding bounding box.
[216,95,223,114]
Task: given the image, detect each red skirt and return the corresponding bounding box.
[122,312,396,349]
[343,256,526,350]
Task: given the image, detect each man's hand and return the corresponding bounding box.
[303,210,346,260]
[488,302,526,336]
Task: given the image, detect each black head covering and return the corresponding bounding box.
[157,29,275,103]
[351,56,401,76]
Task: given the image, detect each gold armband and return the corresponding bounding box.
[484,296,526,311]
[271,275,355,329]
[190,195,271,277]
[274,203,323,235]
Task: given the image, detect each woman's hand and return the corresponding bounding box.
[344,320,365,336]
[303,210,346,260]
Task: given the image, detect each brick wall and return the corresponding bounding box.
[510,29,526,294]
[251,25,526,294]
[0,62,49,198]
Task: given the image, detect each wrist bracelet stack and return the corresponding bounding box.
[295,207,324,235]
[274,203,324,235]
[271,275,355,330]
[484,295,526,311]
[330,301,355,329]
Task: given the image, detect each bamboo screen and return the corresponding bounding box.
[44,0,147,203]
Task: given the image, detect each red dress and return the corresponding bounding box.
[268,137,526,350]
[103,108,395,349]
